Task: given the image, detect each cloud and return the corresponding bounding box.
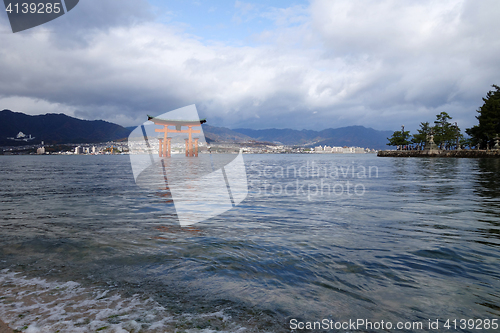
[0,0,498,132]
[260,4,309,27]
[0,96,76,116]
[52,0,153,32]
[0,0,153,45]
[308,0,500,128]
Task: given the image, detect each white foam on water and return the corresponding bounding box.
[0,269,248,332]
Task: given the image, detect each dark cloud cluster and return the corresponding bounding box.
[0,0,498,132]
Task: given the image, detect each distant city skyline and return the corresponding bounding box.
[0,0,499,133]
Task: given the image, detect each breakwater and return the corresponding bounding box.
[377,149,500,158]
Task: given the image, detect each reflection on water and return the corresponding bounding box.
[0,155,500,332]
[476,159,500,198]
[135,153,247,226]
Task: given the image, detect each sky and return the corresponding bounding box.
[0,0,499,133]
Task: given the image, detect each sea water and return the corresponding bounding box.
[0,154,499,332]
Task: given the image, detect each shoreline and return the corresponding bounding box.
[377,149,500,158]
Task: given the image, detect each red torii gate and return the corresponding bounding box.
[148,115,206,157]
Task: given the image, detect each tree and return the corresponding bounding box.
[432,112,458,149]
[411,122,431,150]
[466,85,500,149]
[387,129,411,149]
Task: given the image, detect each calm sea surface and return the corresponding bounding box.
[0,154,500,332]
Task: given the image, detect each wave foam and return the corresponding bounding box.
[0,269,244,332]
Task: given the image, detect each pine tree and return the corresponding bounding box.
[411,122,431,150]
[466,85,500,149]
[387,129,411,149]
[432,112,457,149]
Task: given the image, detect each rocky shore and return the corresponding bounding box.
[377,149,500,158]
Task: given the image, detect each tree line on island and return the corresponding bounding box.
[387,85,500,150]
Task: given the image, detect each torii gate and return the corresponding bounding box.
[148,115,206,157]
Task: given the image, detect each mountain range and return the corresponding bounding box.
[0,110,130,145]
[230,126,393,149]
[0,110,393,149]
